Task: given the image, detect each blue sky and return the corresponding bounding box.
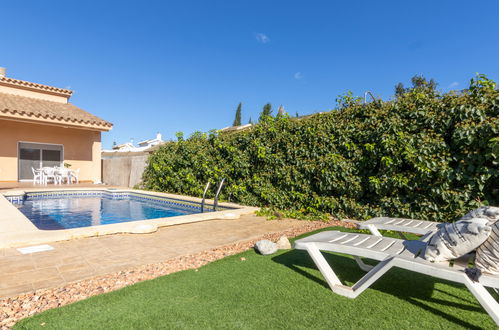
[2,1,499,148]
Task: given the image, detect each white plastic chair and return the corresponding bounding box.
[42,167,56,185]
[69,168,80,184]
[31,168,44,184]
[55,167,71,184]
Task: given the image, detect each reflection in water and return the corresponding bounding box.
[18,196,195,230]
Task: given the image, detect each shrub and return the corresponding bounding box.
[142,75,499,221]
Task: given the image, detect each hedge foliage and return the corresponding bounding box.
[142,75,499,221]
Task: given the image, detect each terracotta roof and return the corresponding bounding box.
[0,76,73,97]
[0,92,112,130]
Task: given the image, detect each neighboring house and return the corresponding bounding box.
[0,68,112,183]
[103,133,163,153]
[111,142,136,152]
[137,133,162,149]
[219,123,253,133]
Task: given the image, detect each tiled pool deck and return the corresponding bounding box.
[0,213,309,299]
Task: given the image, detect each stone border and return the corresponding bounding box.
[0,188,257,249]
[0,220,354,329]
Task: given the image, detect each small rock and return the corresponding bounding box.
[276,236,291,250]
[240,257,246,261]
[254,240,278,255]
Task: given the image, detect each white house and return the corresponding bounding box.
[137,133,163,149]
[104,133,163,153]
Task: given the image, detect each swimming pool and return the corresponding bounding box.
[0,188,257,249]
[8,190,233,230]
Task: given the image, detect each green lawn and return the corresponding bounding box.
[15,227,497,329]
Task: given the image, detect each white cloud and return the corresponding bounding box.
[448,81,459,89]
[255,33,270,44]
[294,72,303,80]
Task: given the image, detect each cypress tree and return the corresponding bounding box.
[259,103,272,121]
[277,105,286,117]
[233,102,242,126]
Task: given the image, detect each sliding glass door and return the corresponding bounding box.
[18,142,63,181]
[18,147,41,181]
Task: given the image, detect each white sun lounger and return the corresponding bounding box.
[294,231,499,325]
[358,217,440,237]
[353,217,440,271]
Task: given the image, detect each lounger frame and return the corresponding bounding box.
[358,216,439,237]
[294,231,499,325]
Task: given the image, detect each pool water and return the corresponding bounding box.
[15,195,197,230]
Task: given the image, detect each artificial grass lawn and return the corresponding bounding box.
[16,227,498,329]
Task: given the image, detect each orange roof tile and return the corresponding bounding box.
[0,92,112,130]
[0,76,73,97]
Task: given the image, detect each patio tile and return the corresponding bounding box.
[57,261,94,273]
[1,248,23,257]
[0,267,59,288]
[31,277,66,291]
[78,248,104,256]
[30,248,80,259]
[0,283,34,298]
[0,257,35,274]
[32,255,83,268]
[84,254,135,268]
[128,253,172,265]
[91,260,142,274]
[59,269,97,282]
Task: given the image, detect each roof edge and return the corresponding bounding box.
[0,113,113,132]
[0,76,73,98]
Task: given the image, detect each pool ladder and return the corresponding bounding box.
[201,178,225,213]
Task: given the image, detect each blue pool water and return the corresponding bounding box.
[14,194,198,230]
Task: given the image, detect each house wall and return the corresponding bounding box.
[0,119,102,182]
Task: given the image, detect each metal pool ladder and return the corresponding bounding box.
[200,178,225,212]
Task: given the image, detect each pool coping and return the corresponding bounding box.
[0,188,259,249]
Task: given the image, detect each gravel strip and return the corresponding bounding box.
[0,220,353,329]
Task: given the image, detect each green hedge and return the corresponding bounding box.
[142,76,499,221]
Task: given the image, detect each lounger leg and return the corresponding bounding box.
[353,225,381,271]
[397,232,409,240]
[304,243,395,299]
[355,225,382,272]
[362,224,407,246]
[463,277,499,326]
[364,224,382,237]
[347,258,395,298]
[354,257,374,271]
[305,244,342,288]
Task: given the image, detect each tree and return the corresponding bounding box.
[411,75,437,90]
[232,102,242,126]
[277,105,286,118]
[248,117,253,124]
[394,83,405,98]
[259,103,273,121]
[394,75,438,97]
[175,131,184,142]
